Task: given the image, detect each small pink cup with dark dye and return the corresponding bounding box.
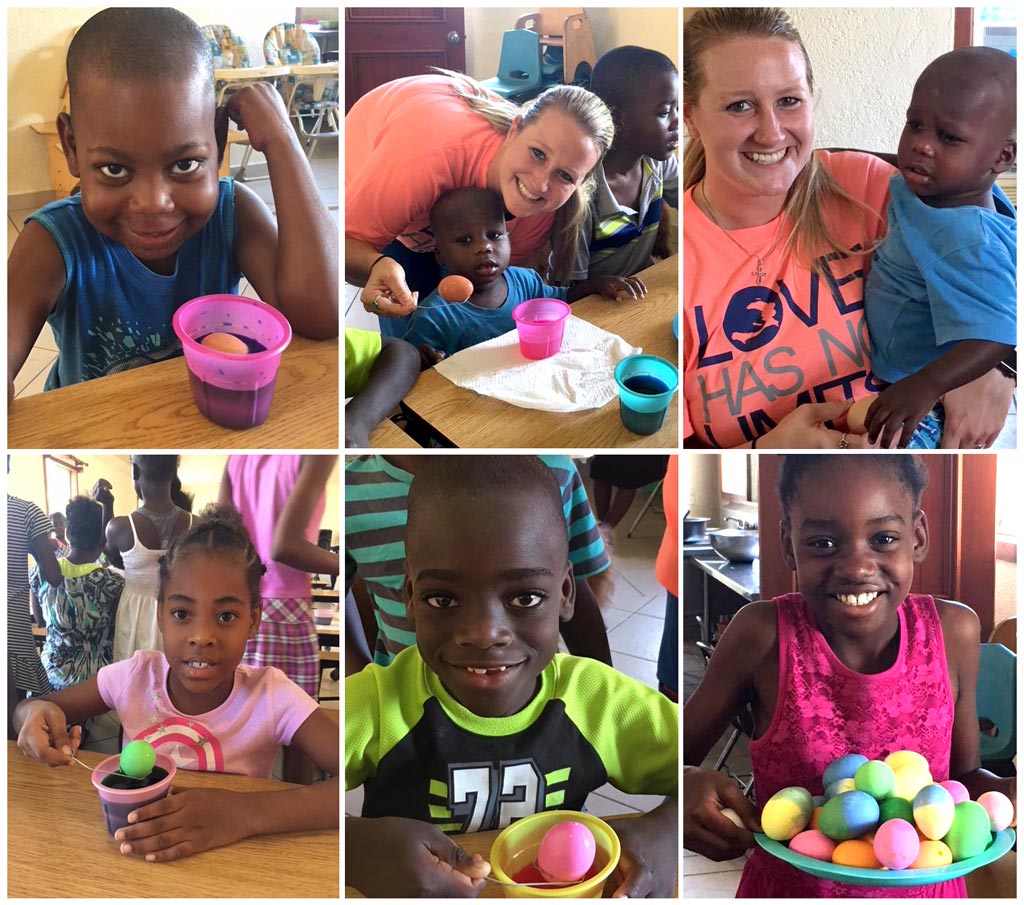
[90,753,177,836]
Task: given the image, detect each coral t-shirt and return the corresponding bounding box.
[97,650,318,778]
[683,151,894,447]
[345,74,554,264]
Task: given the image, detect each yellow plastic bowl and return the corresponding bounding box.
[489,810,621,898]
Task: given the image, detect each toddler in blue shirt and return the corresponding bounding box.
[862,46,1016,448]
[402,188,645,366]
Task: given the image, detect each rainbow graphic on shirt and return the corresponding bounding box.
[135,718,225,772]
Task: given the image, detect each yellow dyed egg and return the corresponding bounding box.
[891,764,933,802]
[910,840,953,869]
[832,839,882,869]
[884,750,930,774]
[761,787,813,841]
[201,332,249,355]
[913,784,955,840]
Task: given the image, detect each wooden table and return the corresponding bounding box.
[368,417,422,448]
[9,337,338,449]
[7,743,338,898]
[400,256,679,448]
[344,813,677,897]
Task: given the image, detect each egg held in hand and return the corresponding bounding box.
[201,332,249,355]
[438,274,474,304]
[845,396,874,434]
[536,820,597,882]
[119,739,156,779]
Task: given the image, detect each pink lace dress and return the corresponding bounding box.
[737,593,966,898]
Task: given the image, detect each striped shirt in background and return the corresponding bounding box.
[8,495,54,695]
[345,455,611,666]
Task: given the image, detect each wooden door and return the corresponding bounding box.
[756,455,997,637]
[345,8,467,111]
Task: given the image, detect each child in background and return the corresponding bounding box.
[98,456,194,661]
[683,455,1016,896]
[402,188,646,363]
[49,512,71,557]
[37,496,123,691]
[553,46,678,285]
[345,454,613,669]
[7,7,337,400]
[344,328,421,447]
[346,457,677,897]
[14,506,339,860]
[862,47,1016,448]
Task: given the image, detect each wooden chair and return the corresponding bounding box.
[989,617,1016,654]
[513,9,597,87]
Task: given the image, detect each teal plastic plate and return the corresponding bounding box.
[754,828,1014,887]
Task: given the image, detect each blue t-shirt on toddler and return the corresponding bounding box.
[401,266,567,357]
[27,178,241,390]
[865,174,1016,384]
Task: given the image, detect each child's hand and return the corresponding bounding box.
[223,83,294,154]
[610,800,677,897]
[569,275,646,303]
[865,373,941,448]
[346,816,488,897]
[113,788,248,862]
[16,700,81,766]
[683,765,761,861]
[91,479,114,507]
[418,344,446,370]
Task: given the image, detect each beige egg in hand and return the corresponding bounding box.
[201,332,249,355]
[846,396,874,434]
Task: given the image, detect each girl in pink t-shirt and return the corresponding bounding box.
[13,505,339,862]
[683,455,1015,897]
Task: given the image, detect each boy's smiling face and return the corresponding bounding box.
[58,70,221,274]
[404,486,575,718]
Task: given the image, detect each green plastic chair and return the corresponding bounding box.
[977,642,1015,765]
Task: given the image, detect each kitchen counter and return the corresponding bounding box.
[691,554,760,601]
[684,553,760,646]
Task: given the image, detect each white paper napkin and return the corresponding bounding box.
[433,315,641,412]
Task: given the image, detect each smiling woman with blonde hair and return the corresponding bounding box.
[682,7,1014,450]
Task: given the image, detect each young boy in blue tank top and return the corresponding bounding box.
[7,8,338,399]
[861,47,1016,448]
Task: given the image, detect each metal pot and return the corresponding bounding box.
[683,517,710,543]
[707,528,760,562]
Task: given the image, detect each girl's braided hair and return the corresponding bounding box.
[157,504,264,609]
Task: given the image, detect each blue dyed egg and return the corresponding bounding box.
[913,783,955,840]
[823,753,869,790]
[824,777,857,800]
[818,790,880,841]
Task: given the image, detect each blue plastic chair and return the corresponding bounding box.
[481,30,544,101]
[977,642,1015,764]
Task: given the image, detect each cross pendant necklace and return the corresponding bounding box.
[701,182,783,286]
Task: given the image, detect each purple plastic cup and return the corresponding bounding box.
[512,299,571,360]
[91,753,177,836]
[172,295,292,429]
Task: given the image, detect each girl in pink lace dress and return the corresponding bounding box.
[684,455,1016,897]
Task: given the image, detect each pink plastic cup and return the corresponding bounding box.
[172,295,292,429]
[512,299,571,360]
[91,753,177,836]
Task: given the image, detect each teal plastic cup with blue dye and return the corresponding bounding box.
[613,355,678,435]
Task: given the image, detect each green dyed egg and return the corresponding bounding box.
[854,760,895,800]
[761,786,813,841]
[879,796,915,824]
[942,801,993,861]
[818,790,880,841]
[119,740,156,779]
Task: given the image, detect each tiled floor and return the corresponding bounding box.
[345,469,673,820]
[8,144,339,398]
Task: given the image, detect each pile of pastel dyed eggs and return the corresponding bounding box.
[760,751,1013,871]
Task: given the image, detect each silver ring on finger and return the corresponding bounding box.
[371,295,382,312]
[838,433,849,449]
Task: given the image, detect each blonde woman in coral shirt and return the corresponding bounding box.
[346,72,614,336]
[682,8,1013,449]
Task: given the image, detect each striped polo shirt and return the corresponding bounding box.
[345,456,611,665]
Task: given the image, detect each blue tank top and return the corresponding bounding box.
[28,178,241,389]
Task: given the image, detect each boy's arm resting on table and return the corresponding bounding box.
[13,674,108,765]
[115,707,340,862]
[683,602,770,859]
[865,341,1014,448]
[943,601,1018,822]
[227,84,338,340]
[7,221,66,403]
[346,336,421,447]
[611,799,678,898]
[345,816,489,897]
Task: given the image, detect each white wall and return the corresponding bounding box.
[7,5,303,196]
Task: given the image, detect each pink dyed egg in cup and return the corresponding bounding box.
[90,752,176,836]
[489,810,620,898]
[172,295,292,429]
